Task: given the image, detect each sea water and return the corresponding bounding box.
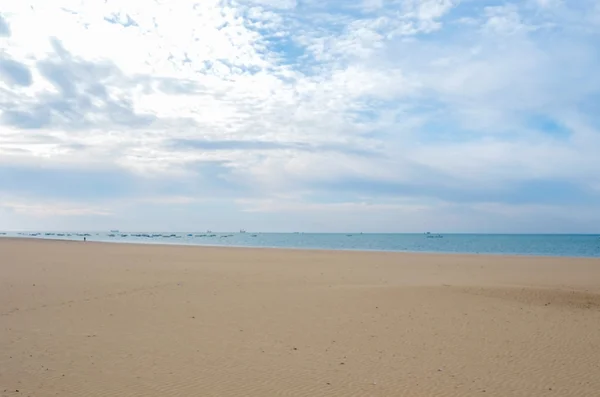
[2,232,600,257]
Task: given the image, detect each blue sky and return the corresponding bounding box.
[1,0,599,232]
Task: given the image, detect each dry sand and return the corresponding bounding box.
[1,238,600,396]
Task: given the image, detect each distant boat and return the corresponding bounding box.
[240,229,246,233]
[110,229,119,233]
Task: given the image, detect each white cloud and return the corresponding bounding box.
[533,0,560,8]
[238,197,435,213]
[482,4,528,34]
[0,0,599,231]
[0,199,112,217]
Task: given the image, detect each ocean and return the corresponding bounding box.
[2,231,600,258]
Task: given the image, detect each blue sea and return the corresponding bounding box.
[2,231,600,258]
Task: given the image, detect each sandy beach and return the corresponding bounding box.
[1,239,600,396]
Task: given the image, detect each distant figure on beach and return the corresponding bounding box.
[84,237,86,242]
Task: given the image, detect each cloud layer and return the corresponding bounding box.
[1,0,599,232]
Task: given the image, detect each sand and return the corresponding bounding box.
[1,238,600,396]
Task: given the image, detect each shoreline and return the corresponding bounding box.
[2,235,600,260]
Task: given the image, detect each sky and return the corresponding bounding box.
[0,0,599,233]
